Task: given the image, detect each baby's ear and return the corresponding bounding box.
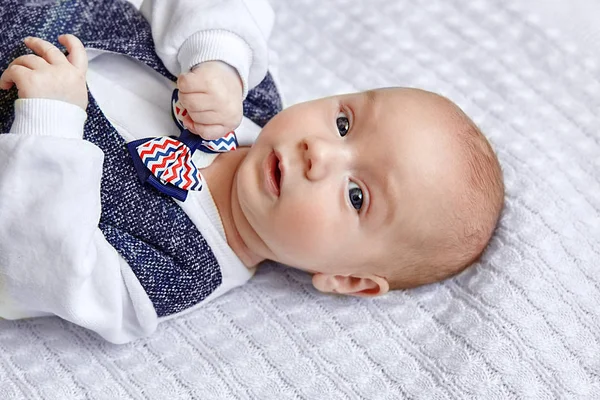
[312,274,389,297]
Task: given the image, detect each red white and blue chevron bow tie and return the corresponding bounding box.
[127,89,239,201]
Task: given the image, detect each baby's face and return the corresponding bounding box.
[232,88,462,277]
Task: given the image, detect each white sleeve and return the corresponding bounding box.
[140,0,275,98]
[0,99,158,344]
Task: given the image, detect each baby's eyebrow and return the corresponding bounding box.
[362,140,399,228]
[364,89,378,106]
[349,90,379,139]
[369,171,396,229]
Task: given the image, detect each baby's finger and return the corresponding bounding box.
[181,114,198,134]
[7,54,48,71]
[178,92,214,112]
[189,121,229,141]
[177,72,209,94]
[58,34,88,71]
[187,110,223,125]
[24,37,67,65]
[0,65,30,90]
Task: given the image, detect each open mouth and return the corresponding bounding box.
[266,151,282,197]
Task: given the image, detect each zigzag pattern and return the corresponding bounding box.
[202,131,238,152]
[172,96,187,131]
[137,137,203,191]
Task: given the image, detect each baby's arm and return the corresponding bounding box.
[0,37,156,343]
[141,0,275,139]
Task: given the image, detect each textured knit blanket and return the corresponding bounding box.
[1,0,599,399]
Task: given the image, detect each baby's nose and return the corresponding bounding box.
[301,136,347,181]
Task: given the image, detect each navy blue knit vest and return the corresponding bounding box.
[0,0,282,317]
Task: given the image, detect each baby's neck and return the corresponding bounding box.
[201,148,264,268]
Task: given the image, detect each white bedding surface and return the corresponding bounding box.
[1,0,599,398]
[522,0,600,52]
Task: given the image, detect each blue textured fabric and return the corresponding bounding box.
[0,0,282,317]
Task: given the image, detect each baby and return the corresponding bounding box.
[226,87,505,293]
[0,0,503,342]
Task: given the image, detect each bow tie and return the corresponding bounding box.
[127,89,239,201]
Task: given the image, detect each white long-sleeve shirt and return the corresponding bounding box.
[0,0,275,344]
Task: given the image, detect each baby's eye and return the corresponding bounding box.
[348,181,363,211]
[337,111,350,137]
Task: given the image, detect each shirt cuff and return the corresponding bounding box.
[10,99,87,139]
[178,30,252,99]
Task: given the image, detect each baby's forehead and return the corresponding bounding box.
[335,88,465,184]
[356,89,467,223]
[374,89,463,145]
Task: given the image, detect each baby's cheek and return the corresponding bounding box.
[273,199,336,258]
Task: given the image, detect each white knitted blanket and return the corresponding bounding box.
[2,0,599,398]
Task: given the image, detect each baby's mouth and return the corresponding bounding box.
[266,150,282,197]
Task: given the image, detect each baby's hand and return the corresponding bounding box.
[0,35,88,110]
[177,61,243,140]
